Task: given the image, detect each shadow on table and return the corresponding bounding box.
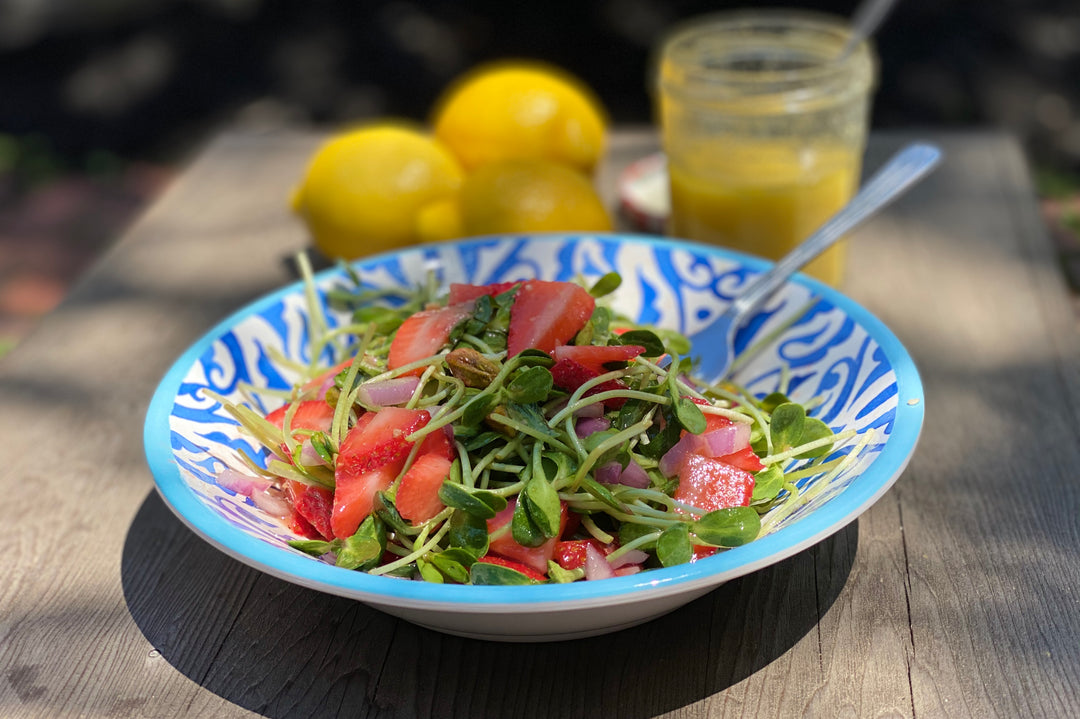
[122,490,856,719]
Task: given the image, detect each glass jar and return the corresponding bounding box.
[655,10,877,285]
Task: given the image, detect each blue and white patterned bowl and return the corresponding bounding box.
[144,233,923,642]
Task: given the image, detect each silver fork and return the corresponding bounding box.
[688,142,943,384]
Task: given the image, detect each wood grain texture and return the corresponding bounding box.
[1,130,1078,718]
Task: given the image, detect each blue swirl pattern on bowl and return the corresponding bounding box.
[145,233,922,638]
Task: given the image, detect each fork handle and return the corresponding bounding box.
[726,142,943,321]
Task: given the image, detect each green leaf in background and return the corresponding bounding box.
[588,271,622,298]
[416,557,445,583]
[373,492,412,535]
[462,391,501,427]
[693,507,761,547]
[618,522,660,550]
[759,392,790,413]
[428,548,475,584]
[617,329,664,357]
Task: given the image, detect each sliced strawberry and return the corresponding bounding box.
[336,408,430,477]
[474,555,547,582]
[550,358,629,409]
[289,511,323,540]
[552,344,645,371]
[332,408,430,538]
[717,445,765,473]
[265,400,335,435]
[506,280,595,357]
[286,481,335,540]
[675,454,755,513]
[418,425,456,461]
[691,545,718,562]
[487,499,568,574]
[396,453,452,524]
[331,462,399,539]
[554,538,610,570]
[387,302,474,375]
[448,281,520,304]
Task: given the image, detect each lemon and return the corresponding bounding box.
[432,61,608,173]
[456,159,613,236]
[290,123,464,259]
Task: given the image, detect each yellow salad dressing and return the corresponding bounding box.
[667,141,859,286]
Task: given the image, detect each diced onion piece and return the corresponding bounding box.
[252,486,292,518]
[297,439,328,467]
[658,433,698,478]
[618,459,651,489]
[217,468,270,497]
[595,461,622,484]
[357,376,420,407]
[607,548,649,569]
[575,415,611,438]
[584,543,616,580]
[614,565,642,577]
[699,422,751,458]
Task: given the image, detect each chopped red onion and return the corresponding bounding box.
[251,486,292,518]
[618,459,651,489]
[297,439,328,467]
[658,433,697,477]
[595,461,623,484]
[608,548,649,569]
[217,468,270,497]
[572,402,605,418]
[614,565,642,577]
[584,543,616,580]
[357,376,420,407]
[575,415,611,438]
[698,422,751,458]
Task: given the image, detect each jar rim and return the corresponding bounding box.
[655,9,876,108]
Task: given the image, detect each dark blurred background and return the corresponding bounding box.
[2,0,1079,352]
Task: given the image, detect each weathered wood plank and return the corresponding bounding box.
[849,134,1080,718]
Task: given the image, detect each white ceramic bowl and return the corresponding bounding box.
[144,233,923,642]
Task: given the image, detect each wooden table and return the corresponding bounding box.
[2,129,1078,718]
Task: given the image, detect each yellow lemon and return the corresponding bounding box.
[432,61,608,173]
[456,159,613,236]
[290,123,464,259]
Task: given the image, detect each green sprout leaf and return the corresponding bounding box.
[470,561,540,585]
[657,523,693,567]
[336,515,386,570]
[693,507,761,547]
[617,329,664,357]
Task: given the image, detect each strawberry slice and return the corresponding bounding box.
[716,445,765,473]
[506,280,595,357]
[396,453,452,524]
[336,408,430,477]
[418,425,456,461]
[448,281,519,304]
[675,453,755,513]
[554,538,610,570]
[331,463,399,539]
[332,408,430,538]
[474,555,548,582]
[388,302,474,375]
[286,481,335,540]
[289,511,323,540]
[265,400,335,436]
[487,499,568,574]
[552,344,645,371]
[550,358,630,409]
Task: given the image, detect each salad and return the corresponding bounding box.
[210,257,868,586]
